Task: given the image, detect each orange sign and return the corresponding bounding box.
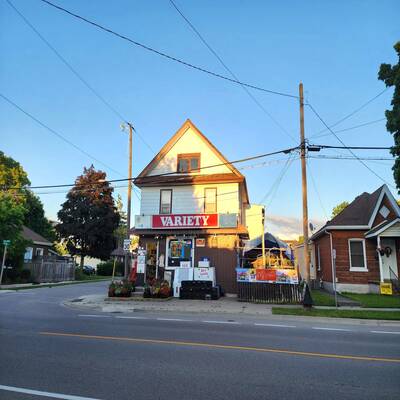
[256,269,276,282]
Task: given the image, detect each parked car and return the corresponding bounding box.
[83,265,96,275]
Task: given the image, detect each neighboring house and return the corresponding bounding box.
[310,184,400,293]
[22,226,54,262]
[132,119,250,293]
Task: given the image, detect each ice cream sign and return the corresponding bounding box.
[152,214,218,229]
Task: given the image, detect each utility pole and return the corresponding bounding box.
[0,240,10,285]
[261,206,266,267]
[122,122,133,278]
[299,83,310,283]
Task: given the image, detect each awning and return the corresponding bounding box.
[365,218,400,238]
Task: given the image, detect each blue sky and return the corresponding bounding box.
[1,0,399,238]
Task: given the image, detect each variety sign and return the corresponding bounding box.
[236,268,299,284]
[152,214,218,229]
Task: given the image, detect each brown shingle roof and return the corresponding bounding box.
[21,226,52,246]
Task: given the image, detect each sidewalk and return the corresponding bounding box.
[0,278,111,291]
[64,294,400,316]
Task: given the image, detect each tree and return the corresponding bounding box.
[0,151,30,264]
[332,201,349,218]
[24,191,56,242]
[378,42,400,191]
[57,166,120,268]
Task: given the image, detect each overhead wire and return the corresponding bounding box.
[309,87,390,138]
[38,0,298,99]
[6,0,155,154]
[307,102,395,189]
[168,0,297,143]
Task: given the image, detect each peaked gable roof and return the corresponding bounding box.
[137,119,244,179]
[311,184,400,239]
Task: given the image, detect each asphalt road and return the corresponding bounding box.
[0,281,399,400]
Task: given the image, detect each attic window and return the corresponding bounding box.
[379,205,390,219]
[177,153,200,173]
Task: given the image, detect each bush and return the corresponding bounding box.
[97,261,124,276]
[108,280,134,297]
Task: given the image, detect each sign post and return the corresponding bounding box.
[0,240,11,285]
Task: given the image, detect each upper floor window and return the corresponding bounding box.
[204,188,217,213]
[177,153,200,173]
[348,239,367,271]
[160,189,172,214]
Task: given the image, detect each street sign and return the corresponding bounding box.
[123,239,131,252]
[3,240,10,246]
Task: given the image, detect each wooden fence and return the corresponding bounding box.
[25,260,75,283]
[237,282,302,304]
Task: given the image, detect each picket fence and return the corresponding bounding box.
[25,260,75,283]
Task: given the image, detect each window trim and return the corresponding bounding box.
[177,153,201,173]
[348,238,368,272]
[317,245,321,271]
[204,187,217,213]
[159,189,173,215]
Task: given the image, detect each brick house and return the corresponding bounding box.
[131,119,250,293]
[311,184,400,293]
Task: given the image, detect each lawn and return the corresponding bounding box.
[341,293,400,308]
[310,289,336,306]
[272,307,400,320]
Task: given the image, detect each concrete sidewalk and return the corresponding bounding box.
[64,294,400,316]
[0,279,111,291]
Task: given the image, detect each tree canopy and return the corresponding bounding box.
[378,42,400,191]
[57,166,120,267]
[332,201,349,218]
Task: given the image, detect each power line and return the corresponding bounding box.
[168,0,296,143]
[310,144,392,150]
[307,102,395,188]
[311,118,386,139]
[306,159,328,220]
[0,93,123,178]
[308,155,393,161]
[309,87,390,137]
[38,0,298,100]
[6,0,155,154]
[2,145,299,191]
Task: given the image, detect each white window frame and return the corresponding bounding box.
[35,247,44,257]
[317,246,321,271]
[348,238,368,272]
[24,247,33,261]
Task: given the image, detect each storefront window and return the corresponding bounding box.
[168,239,192,267]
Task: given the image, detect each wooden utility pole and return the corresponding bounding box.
[124,122,133,278]
[299,83,310,283]
[261,206,266,267]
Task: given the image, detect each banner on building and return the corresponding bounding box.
[236,268,298,284]
[152,214,218,229]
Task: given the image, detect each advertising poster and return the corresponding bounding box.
[256,269,277,282]
[237,268,298,284]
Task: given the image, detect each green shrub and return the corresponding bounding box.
[97,261,124,276]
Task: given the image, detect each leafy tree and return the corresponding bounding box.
[378,42,400,191]
[57,166,120,268]
[24,191,56,242]
[0,151,30,264]
[332,201,349,218]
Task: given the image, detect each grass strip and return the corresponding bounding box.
[341,293,400,308]
[272,307,400,320]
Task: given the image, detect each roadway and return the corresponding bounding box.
[0,281,399,400]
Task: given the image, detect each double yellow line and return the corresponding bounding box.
[40,331,400,363]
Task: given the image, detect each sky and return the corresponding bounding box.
[1,0,399,239]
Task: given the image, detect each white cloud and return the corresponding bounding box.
[267,214,325,240]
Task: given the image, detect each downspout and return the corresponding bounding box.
[377,235,383,283]
[325,230,338,307]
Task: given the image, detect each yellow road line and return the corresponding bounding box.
[40,331,400,364]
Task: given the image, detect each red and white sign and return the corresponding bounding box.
[152,214,218,229]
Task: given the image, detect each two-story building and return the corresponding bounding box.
[132,119,250,293]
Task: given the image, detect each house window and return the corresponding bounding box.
[348,239,367,271]
[177,153,200,173]
[35,248,44,258]
[24,247,33,261]
[160,189,172,214]
[204,188,217,213]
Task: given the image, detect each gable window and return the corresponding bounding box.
[204,188,217,213]
[160,189,172,214]
[348,239,368,271]
[379,205,390,219]
[177,153,200,173]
